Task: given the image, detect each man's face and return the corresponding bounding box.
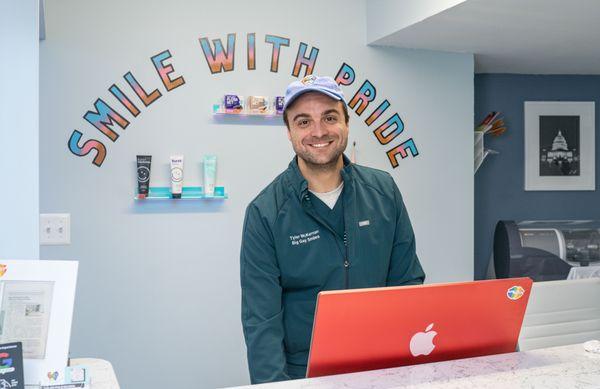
[285,92,349,169]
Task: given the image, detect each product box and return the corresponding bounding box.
[275,96,285,114]
[247,96,269,114]
[223,94,244,113]
[0,342,24,389]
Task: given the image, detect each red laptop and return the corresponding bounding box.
[306,277,532,378]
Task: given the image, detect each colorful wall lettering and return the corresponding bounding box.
[68,33,419,168]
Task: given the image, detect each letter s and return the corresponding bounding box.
[68,130,107,167]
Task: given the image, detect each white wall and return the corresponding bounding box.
[40,0,473,387]
[0,0,39,259]
[367,0,466,44]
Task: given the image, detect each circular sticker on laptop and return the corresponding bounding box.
[507,286,525,300]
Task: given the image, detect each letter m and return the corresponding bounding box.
[83,98,129,142]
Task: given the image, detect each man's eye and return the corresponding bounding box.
[298,119,309,127]
[325,115,337,123]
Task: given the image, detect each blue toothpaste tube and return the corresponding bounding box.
[203,155,217,196]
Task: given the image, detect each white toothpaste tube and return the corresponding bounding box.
[170,155,184,198]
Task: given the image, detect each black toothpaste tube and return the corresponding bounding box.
[136,155,152,198]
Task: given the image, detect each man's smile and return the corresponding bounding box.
[306,140,334,149]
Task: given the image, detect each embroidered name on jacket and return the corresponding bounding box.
[290,230,321,246]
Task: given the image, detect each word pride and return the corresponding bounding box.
[68,33,418,168]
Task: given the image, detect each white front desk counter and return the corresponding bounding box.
[229,343,600,389]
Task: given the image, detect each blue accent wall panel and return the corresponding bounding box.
[475,74,600,279]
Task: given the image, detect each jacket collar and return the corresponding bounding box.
[286,154,354,201]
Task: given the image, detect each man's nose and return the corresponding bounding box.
[310,121,328,138]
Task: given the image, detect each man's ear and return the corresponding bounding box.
[286,128,292,141]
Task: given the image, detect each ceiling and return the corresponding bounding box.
[370,0,600,74]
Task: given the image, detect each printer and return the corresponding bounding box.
[492,220,600,281]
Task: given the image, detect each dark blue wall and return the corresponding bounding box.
[474,74,600,279]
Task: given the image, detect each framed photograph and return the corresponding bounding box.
[0,260,78,386]
[524,101,595,191]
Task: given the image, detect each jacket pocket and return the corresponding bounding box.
[283,299,316,355]
[354,216,394,284]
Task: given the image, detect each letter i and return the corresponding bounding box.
[247,33,256,70]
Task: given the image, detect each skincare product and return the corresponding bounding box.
[213,98,222,113]
[275,96,285,114]
[203,155,217,196]
[247,96,269,114]
[170,155,184,198]
[136,155,152,199]
[224,94,244,113]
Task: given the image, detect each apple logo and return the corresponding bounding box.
[409,323,437,357]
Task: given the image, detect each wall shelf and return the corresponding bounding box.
[212,111,282,118]
[474,112,506,174]
[475,148,499,174]
[474,131,498,174]
[135,186,227,200]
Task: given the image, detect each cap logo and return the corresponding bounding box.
[301,75,317,85]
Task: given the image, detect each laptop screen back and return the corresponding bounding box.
[307,278,532,378]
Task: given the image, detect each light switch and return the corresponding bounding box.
[40,213,71,245]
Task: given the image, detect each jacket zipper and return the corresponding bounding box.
[302,194,350,289]
[343,231,349,289]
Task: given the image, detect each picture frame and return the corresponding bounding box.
[524,101,595,191]
[0,260,78,386]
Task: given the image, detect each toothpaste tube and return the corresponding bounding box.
[203,155,217,196]
[170,155,184,198]
[136,155,152,199]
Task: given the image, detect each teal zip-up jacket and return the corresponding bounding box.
[240,156,425,384]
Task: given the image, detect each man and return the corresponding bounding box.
[240,75,425,384]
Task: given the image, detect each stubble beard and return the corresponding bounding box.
[296,137,348,172]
